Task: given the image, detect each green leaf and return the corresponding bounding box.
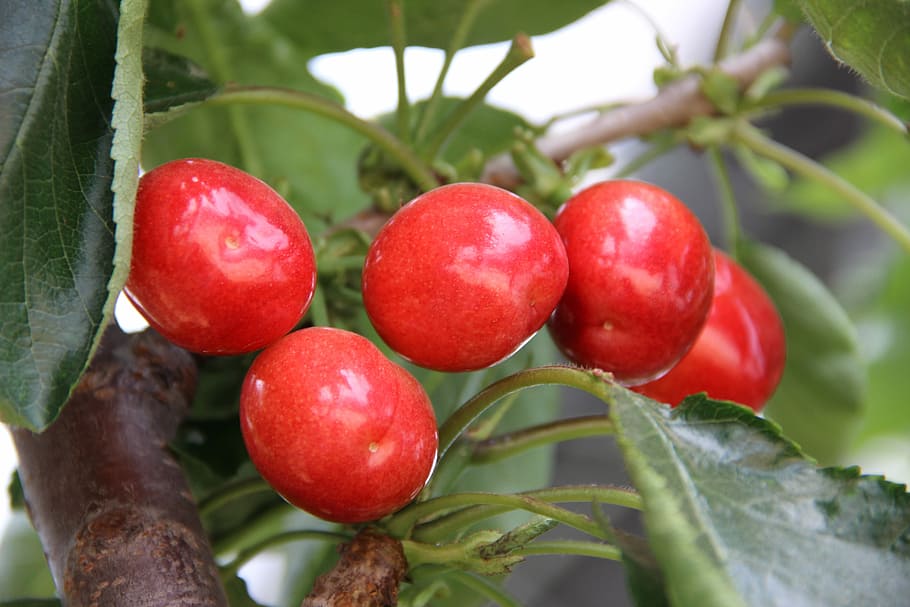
[0,512,56,600]
[260,0,612,54]
[143,0,369,230]
[0,0,120,430]
[610,391,910,607]
[142,46,218,114]
[739,242,866,464]
[796,0,910,99]
[773,0,805,23]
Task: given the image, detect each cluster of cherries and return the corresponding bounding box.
[124,158,785,524]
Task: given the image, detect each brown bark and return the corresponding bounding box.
[11,324,228,607]
[302,529,408,607]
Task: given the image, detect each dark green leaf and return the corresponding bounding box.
[7,470,24,510]
[0,0,119,430]
[796,0,910,99]
[739,242,867,464]
[610,390,910,607]
[0,513,56,600]
[0,602,60,607]
[260,0,612,53]
[143,0,369,231]
[143,47,218,114]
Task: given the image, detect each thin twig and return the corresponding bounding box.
[481,36,791,188]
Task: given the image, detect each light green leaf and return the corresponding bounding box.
[796,0,910,99]
[0,0,120,430]
[739,242,866,464]
[611,390,910,607]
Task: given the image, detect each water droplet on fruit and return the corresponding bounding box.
[368,442,379,453]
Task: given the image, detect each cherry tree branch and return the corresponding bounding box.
[302,528,408,607]
[481,37,792,188]
[11,325,227,607]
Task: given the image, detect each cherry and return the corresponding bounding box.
[633,249,786,411]
[239,327,438,523]
[547,180,714,385]
[361,182,569,372]
[124,158,316,355]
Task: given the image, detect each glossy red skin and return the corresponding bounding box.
[124,158,316,355]
[633,250,786,411]
[240,327,438,523]
[548,180,714,385]
[362,182,569,372]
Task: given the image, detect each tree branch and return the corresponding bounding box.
[12,325,228,607]
[302,528,408,607]
[482,37,791,188]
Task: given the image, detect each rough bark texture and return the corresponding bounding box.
[303,529,408,607]
[12,325,228,607]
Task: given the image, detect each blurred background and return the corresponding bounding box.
[3,0,909,604]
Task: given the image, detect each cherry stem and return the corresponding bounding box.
[414,0,491,144]
[219,529,352,579]
[470,415,615,465]
[509,539,622,561]
[745,87,909,136]
[388,485,641,542]
[197,476,272,519]
[422,34,535,160]
[436,365,615,460]
[387,0,411,143]
[732,121,910,254]
[713,0,743,62]
[707,145,744,254]
[188,86,439,192]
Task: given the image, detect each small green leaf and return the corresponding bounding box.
[796,0,910,99]
[142,47,218,114]
[0,0,119,430]
[739,242,867,464]
[611,390,910,607]
[700,69,741,115]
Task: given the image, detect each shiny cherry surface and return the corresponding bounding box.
[124,158,316,354]
[362,182,569,372]
[239,327,438,523]
[548,180,714,384]
[633,249,786,411]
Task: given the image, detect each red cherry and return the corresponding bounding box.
[547,180,714,384]
[124,158,316,355]
[362,182,569,372]
[633,249,786,411]
[239,327,438,523]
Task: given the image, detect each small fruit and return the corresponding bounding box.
[548,180,714,384]
[125,158,316,355]
[239,327,438,523]
[362,182,569,372]
[633,249,786,411]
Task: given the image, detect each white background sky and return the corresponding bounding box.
[4,1,908,599]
